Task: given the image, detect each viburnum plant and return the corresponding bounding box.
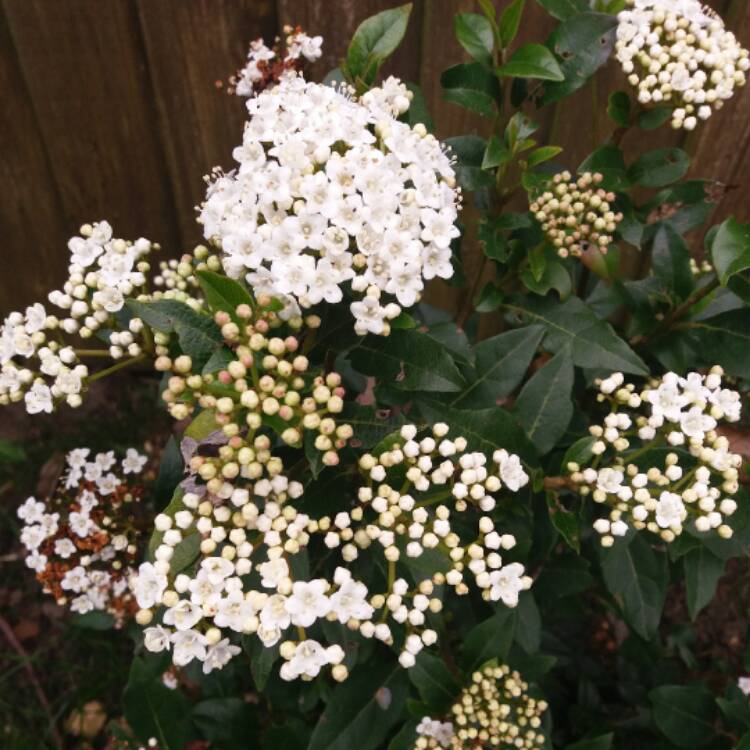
[4,4,750,749]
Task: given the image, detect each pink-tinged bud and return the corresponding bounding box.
[257,294,272,308]
[284,336,298,352]
[278,405,293,421]
[189,456,204,471]
[229,436,243,449]
[334,387,346,398]
[323,451,339,467]
[236,304,252,319]
[273,386,286,398]
[218,370,232,384]
[241,354,254,368]
[214,311,230,326]
[256,320,269,333]
[215,413,230,425]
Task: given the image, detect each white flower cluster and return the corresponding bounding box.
[131,424,530,681]
[616,0,749,130]
[414,662,548,749]
[200,74,460,335]
[568,367,743,546]
[232,26,323,98]
[0,221,154,414]
[18,447,147,624]
[530,172,622,258]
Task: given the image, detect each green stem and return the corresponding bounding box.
[88,354,146,383]
[74,348,112,358]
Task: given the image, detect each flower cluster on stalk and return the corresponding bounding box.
[568,367,742,546]
[530,172,622,258]
[616,0,749,130]
[132,424,530,681]
[414,662,548,749]
[18,448,148,624]
[200,72,460,334]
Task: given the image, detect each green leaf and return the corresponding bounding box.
[349,329,465,393]
[123,656,193,749]
[70,611,115,630]
[307,659,409,750]
[565,735,614,750]
[547,495,580,552]
[649,685,718,748]
[651,223,694,300]
[542,13,617,103]
[482,134,512,170]
[408,652,460,714]
[455,12,494,66]
[196,269,253,316]
[562,436,597,469]
[442,63,501,117]
[340,404,406,449]
[600,534,668,639]
[423,321,474,367]
[535,0,588,21]
[515,351,574,455]
[445,135,495,190]
[403,82,434,130]
[453,326,545,408]
[738,733,750,750]
[0,439,25,463]
[497,43,564,81]
[499,0,526,47]
[628,148,691,188]
[475,283,505,312]
[418,399,537,465]
[460,607,516,671]
[527,145,563,167]
[192,698,257,749]
[638,107,673,130]
[243,636,279,691]
[578,144,630,191]
[607,91,631,127]
[685,309,750,378]
[185,407,219,440]
[710,217,750,285]
[346,4,413,85]
[514,591,541,653]
[507,296,648,375]
[683,546,724,620]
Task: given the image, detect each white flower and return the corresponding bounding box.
[493,450,529,492]
[171,629,208,666]
[163,600,204,631]
[132,562,168,609]
[329,577,374,623]
[54,538,77,558]
[596,467,624,494]
[285,579,330,628]
[258,557,289,589]
[122,448,147,474]
[279,639,328,680]
[144,626,172,653]
[214,591,256,632]
[17,497,45,524]
[679,406,716,440]
[25,382,53,414]
[655,491,686,528]
[738,676,750,696]
[488,562,527,607]
[61,565,88,593]
[203,638,242,673]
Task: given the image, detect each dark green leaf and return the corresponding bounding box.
[70,611,115,630]
[423,321,474,367]
[408,652,460,714]
[710,217,750,285]
[514,591,541,653]
[607,91,631,127]
[683,546,724,620]
[196,269,253,316]
[192,698,257,748]
[341,404,406,449]
[515,350,574,455]
[535,0,588,21]
[349,329,465,392]
[460,607,516,671]
[453,326,545,408]
[628,148,691,188]
[578,145,630,191]
[649,685,718,748]
[547,494,580,552]
[307,659,409,750]
[527,145,563,167]
[418,399,537,465]
[562,436,597,469]
[243,636,279,691]
[403,82,435,130]
[153,437,184,510]
[565,735,614,750]
[442,63,501,117]
[475,283,505,312]
[542,13,617,103]
[685,309,750,378]
[638,107,673,130]
[445,135,495,190]
[651,223,694,300]
[482,134,512,170]
[347,4,413,84]
[499,0,526,47]
[455,12,494,65]
[600,534,668,639]
[507,296,648,375]
[497,43,564,81]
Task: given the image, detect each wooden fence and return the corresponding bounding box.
[1,0,748,317]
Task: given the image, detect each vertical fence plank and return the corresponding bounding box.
[136,0,278,247]
[2,0,181,257]
[0,8,68,316]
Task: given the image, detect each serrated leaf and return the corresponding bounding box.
[349,329,465,393]
[683,546,724,620]
[710,216,750,285]
[599,534,668,639]
[497,43,564,81]
[196,269,253,317]
[455,12,494,66]
[507,296,648,375]
[453,326,544,408]
[515,351,574,455]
